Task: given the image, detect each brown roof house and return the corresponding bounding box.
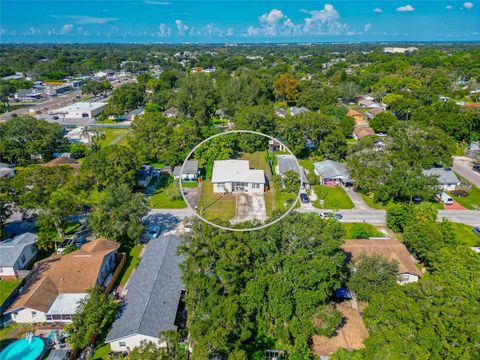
[341,239,422,284]
[346,109,366,123]
[41,157,80,170]
[312,303,369,359]
[352,126,375,140]
[5,238,119,323]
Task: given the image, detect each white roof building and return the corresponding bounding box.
[54,102,107,119]
[211,160,265,194]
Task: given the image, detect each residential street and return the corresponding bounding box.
[453,156,480,188]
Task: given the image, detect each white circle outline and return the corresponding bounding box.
[179,130,303,232]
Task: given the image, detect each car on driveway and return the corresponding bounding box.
[300,193,310,204]
[474,227,480,237]
[473,165,480,174]
[147,225,161,240]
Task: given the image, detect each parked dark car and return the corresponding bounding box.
[413,196,423,203]
[10,113,17,118]
[473,165,480,174]
[473,227,480,237]
[300,193,310,204]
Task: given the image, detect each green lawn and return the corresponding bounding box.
[448,179,480,210]
[450,223,480,247]
[298,158,315,174]
[342,223,384,239]
[0,279,21,305]
[360,193,385,209]
[239,151,272,178]
[116,244,144,286]
[199,180,236,221]
[98,128,129,146]
[149,177,187,209]
[274,191,298,212]
[312,185,354,209]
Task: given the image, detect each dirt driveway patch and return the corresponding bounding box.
[231,193,267,224]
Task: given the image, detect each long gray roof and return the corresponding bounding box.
[276,155,309,184]
[173,160,199,176]
[0,232,37,267]
[314,160,351,181]
[422,168,460,185]
[106,235,184,342]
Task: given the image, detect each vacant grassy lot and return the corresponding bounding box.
[199,180,236,221]
[360,193,385,209]
[450,223,480,247]
[448,180,480,210]
[312,185,354,209]
[149,177,187,209]
[274,191,298,212]
[0,279,21,305]
[342,223,384,239]
[98,128,129,146]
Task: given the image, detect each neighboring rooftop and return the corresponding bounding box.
[106,235,184,342]
[6,238,119,313]
[276,154,308,184]
[41,157,80,169]
[314,160,351,181]
[341,239,422,277]
[0,233,37,267]
[46,293,87,315]
[353,126,375,139]
[55,101,107,114]
[211,160,265,184]
[422,168,460,185]
[173,160,199,176]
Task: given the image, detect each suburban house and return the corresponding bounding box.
[55,102,107,119]
[366,107,384,119]
[353,126,375,140]
[0,233,38,278]
[346,109,366,123]
[275,154,309,189]
[0,163,15,179]
[64,127,95,144]
[163,107,178,118]
[137,165,155,187]
[211,160,265,193]
[289,106,310,116]
[422,168,461,191]
[5,238,120,323]
[373,139,387,151]
[128,108,145,121]
[341,239,422,284]
[173,160,199,182]
[274,108,286,118]
[106,235,184,352]
[314,160,352,187]
[466,141,480,159]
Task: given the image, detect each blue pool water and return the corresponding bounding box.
[0,337,44,360]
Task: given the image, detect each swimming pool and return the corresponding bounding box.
[0,337,45,360]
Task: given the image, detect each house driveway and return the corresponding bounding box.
[344,187,370,210]
[231,193,267,224]
[444,200,467,210]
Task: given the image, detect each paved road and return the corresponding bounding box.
[453,156,480,188]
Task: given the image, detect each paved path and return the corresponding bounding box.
[453,157,480,188]
[344,187,370,210]
[231,194,267,224]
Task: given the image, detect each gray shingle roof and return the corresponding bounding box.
[173,160,199,176]
[0,233,37,267]
[105,235,184,342]
[422,168,460,185]
[276,155,309,184]
[313,160,351,181]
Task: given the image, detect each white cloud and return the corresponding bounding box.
[373,8,383,13]
[463,2,474,9]
[364,23,372,32]
[396,4,415,12]
[60,24,74,35]
[158,23,171,37]
[446,5,453,10]
[302,4,348,35]
[51,15,119,25]
[175,20,189,36]
[245,8,301,37]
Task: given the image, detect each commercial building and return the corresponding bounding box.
[54,101,107,119]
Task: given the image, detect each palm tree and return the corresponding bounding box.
[90,129,105,152]
[80,126,93,144]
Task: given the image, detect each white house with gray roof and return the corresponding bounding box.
[105,235,184,352]
[173,160,199,181]
[212,160,265,194]
[314,160,352,187]
[0,233,37,278]
[422,168,461,191]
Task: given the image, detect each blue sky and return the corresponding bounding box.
[1,1,479,43]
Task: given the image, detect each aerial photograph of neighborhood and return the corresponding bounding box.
[0,1,479,359]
